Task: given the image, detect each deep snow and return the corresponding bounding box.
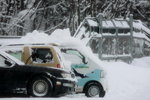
[2,57,150,100]
[0,29,150,100]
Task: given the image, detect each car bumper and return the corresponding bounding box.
[99,77,108,92]
[53,78,76,96]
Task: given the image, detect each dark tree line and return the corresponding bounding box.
[0,0,150,36]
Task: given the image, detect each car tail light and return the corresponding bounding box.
[57,64,61,68]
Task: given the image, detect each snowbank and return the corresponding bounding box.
[19,29,73,45]
[21,30,49,43]
[102,60,150,100]
[51,28,71,38]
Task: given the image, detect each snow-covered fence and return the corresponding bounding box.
[74,14,150,62]
[133,37,150,58]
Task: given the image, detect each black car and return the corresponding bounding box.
[0,51,76,97]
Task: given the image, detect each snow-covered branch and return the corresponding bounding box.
[44,17,67,33]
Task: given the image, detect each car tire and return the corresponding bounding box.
[28,76,53,97]
[85,83,104,97]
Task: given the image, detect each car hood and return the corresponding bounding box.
[19,64,70,75]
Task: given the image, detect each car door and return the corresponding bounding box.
[0,54,28,90]
[0,55,16,91]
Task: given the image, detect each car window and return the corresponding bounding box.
[63,53,83,64]
[7,51,22,60]
[62,50,84,64]
[66,50,83,59]
[31,48,53,63]
[57,53,62,61]
[0,55,8,67]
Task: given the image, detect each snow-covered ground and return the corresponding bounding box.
[2,57,150,100]
[102,58,150,100]
[0,29,150,100]
[64,57,150,100]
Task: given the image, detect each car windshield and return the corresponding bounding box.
[0,51,24,65]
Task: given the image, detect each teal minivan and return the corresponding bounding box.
[60,45,107,97]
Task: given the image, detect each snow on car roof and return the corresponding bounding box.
[0,29,105,70]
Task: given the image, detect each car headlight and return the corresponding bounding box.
[61,72,72,78]
[100,70,106,78]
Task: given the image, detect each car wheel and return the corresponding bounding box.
[28,76,53,97]
[85,83,103,97]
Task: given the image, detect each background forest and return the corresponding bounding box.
[0,0,150,36]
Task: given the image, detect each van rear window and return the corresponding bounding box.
[31,48,53,63]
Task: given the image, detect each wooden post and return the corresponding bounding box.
[115,26,118,61]
[129,14,133,62]
[96,13,103,59]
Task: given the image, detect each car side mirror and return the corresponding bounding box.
[83,57,88,64]
[5,60,13,66]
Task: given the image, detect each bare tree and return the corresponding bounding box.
[0,0,150,36]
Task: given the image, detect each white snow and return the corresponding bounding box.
[133,32,149,39]
[51,28,71,38]
[102,20,130,28]
[133,20,150,41]
[1,57,150,100]
[102,33,116,36]
[21,30,50,43]
[87,19,98,26]
[0,29,150,100]
[103,20,114,28]
[101,60,150,100]
[113,20,130,28]
[0,37,21,46]
[75,27,86,38]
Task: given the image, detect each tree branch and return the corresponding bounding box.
[44,17,67,33]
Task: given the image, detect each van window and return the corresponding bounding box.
[7,51,22,60]
[31,48,53,63]
[62,49,86,64]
